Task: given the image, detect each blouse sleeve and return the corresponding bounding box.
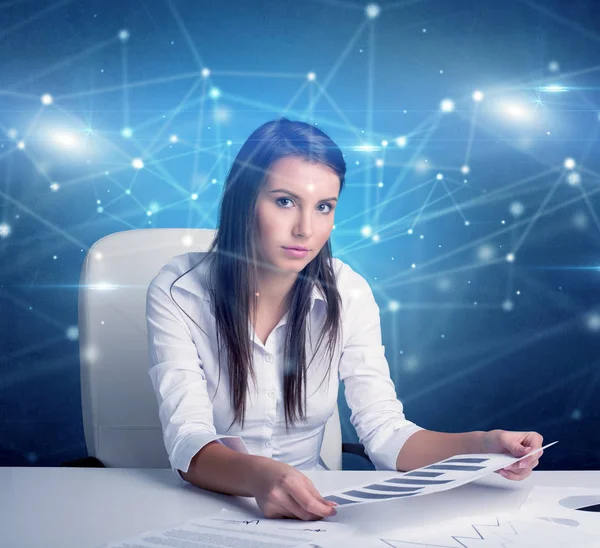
[146,270,248,483]
[338,270,423,470]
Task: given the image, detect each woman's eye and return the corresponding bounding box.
[276,198,293,207]
[318,203,333,213]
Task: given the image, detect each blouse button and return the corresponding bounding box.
[265,354,274,363]
[267,420,274,427]
[268,390,276,398]
[266,441,272,448]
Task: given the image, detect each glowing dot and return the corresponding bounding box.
[94,252,103,260]
[411,263,416,269]
[502,299,514,312]
[548,61,560,72]
[564,157,576,170]
[585,312,600,332]
[365,3,381,18]
[7,128,17,139]
[436,173,443,180]
[440,99,455,112]
[50,182,60,191]
[132,158,144,169]
[307,72,316,81]
[97,206,104,213]
[461,165,470,175]
[211,178,218,184]
[201,68,210,77]
[83,346,98,364]
[395,136,407,147]
[506,253,515,263]
[209,87,220,99]
[472,90,484,102]
[181,235,194,247]
[66,326,79,340]
[0,223,11,238]
[118,29,130,42]
[388,300,401,312]
[360,225,372,238]
[41,93,53,105]
[407,229,413,235]
[571,409,582,421]
[510,201,525,217]
[376,159,384,167]
[464,220,470,226]
[372,234,380,243]
[381,140,388,147]
[191,193,198,200]
[125,189,131,195]
[53,255,57,260]
[505,104,526,118]
[169,134,178,143]
[17,141,25,150]
[567,172,581,186]
[378,182,384,188]
[147,211,152,216]
[227,140,232,146]
[477,244,495,261]
[121,127,133,138]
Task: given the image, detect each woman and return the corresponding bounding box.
[146,117,543,521]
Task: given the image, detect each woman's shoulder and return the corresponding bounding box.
[148,251,211,292]
[330,257,372,296]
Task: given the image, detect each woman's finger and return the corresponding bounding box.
[280,492,323,521]
[499,468,532,481]
[289,483,337,518]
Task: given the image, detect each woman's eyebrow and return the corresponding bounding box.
[269,188,338,201]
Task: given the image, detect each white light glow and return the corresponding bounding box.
[440,99,455,112]
[307,72,316,81]
[395,136,407,147]
[564,157,576,170]
[41,93,53,105]
[132,158,144,169]
[365,3,381,18]
[472,90,484,102]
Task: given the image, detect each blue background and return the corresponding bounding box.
[1,0,599,470]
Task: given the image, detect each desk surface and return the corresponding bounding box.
[2,468,599,548]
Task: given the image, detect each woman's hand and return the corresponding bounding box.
[482,429,544,481]
[248,457,337,520]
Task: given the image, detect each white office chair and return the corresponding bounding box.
[76,228,343,471]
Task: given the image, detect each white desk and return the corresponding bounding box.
[1,468,599,548]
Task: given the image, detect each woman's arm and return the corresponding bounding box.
[395,429,486,471]
[181,441,337,520]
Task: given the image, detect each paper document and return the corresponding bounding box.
[98,508,354,548]
[377,511,598,547]
[324,441,558,507]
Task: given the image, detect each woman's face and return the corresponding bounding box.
[254,156,340,276]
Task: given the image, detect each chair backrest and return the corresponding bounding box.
[79,228,342,470]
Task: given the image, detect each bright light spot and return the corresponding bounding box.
[440,99,455,112]
[376,159,384,167]
[41,93,53,105]
[371,234,380,243]
[66,326,79,341]
[191,193,198,200]
[542,84,567,93]
[411,263,416,269]
[548,60,560,72]
[213,106,230,122]
[506,253,515,263]
[209,87,221,99]
[169,134,178,143]
[82,346,99,364]
[181,235,194,247]
[94,252,103,260]
[381,140,388,147]
[504,103,527,119]
[365,3,381,18]
[567,172,581,186]
[361,225,372,238]
[201,68,210,77]
[502,299,514,312]
[227,140,232,146]
[50,182,60,191]
[91,282,116,290]
[461,165,470,175]
[354,144,377,152]
[404,355,419,372]
[510,201,525,217]
[211,178,217,184]
[388,300,401,312]
[472,90,484,102]
[53,132,80,149]
[147,211,152,216]
[307,72,316,81]
[149,201,160,214]
[564,157,576,170]
[132,158,144,169]
[573,211,588,229]
[407,228,413,235]
[436,173,443,180]
[395,136,407,147]
[97,206,104,213]
[415,158,429,172]
[477,244,495,261]
[465,220,471,226]
[121,127,133,138]
[0,223,11,238]
[118,29,130,42]
[585,312,600,332]
[17,141,25,150]
[7,128,17,139]
[378,182,384,188]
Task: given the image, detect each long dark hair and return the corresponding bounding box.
[170,117,346,428]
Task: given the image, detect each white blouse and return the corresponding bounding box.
[146,252,423,483]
